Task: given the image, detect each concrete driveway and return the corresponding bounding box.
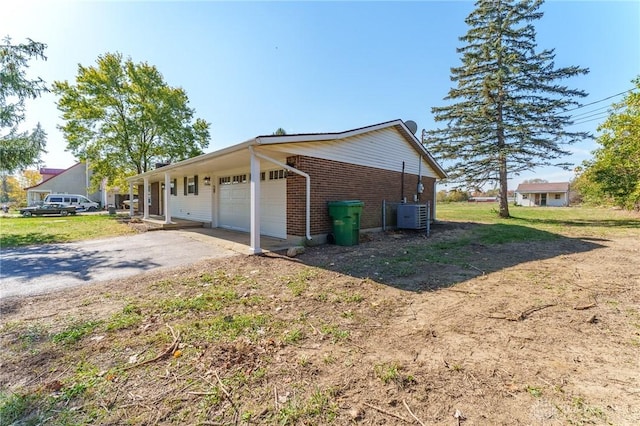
[0,230,241,298]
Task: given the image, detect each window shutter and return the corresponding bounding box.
[183,177,187,195]
[172,179,177,195]
[194,175,199,195]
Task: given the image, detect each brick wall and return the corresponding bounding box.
[137,184,144,212]
[150,182,160,215]
[286,155,436,236]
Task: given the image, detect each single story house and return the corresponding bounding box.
[126,119,447,254]
[25,162,103,206]
[515,182,570,207]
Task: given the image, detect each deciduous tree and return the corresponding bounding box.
[53,53,210,187]
[577,78,640,210]
[427,0,588,218]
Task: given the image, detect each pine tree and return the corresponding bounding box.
[427,0,589,218]
[0,36,48,173]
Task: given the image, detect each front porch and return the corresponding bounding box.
[134,215,294,253]
[140,215,205,230]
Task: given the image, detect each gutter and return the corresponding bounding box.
[250,146,312,242]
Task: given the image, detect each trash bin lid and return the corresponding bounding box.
[327,200,364,207]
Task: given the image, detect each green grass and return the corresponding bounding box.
[182,313,268,342]
[52,320,102,345]
[437,203,640,233]
[277,387,338,425]
[285,268,317,296]
[527,385,543,398]
[0,391,40,424]
[363,204,640,281]
[0,213,135,248]
[105,304,143,331]
[283,328,306,344]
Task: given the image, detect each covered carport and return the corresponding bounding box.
[125,140,312,255]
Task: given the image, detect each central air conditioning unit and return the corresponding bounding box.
[397,204,428,230]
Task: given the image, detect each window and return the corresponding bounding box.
[171,179,177,196]
[184,175,199,195]
[219,176,231,185]
[522,194,528,199]
[269,169,287,180]
[232,174,247,184]
[555,194,561,200]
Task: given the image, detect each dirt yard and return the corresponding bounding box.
[1,220,639,425]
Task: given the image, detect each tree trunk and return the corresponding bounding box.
[0,175,8,203]
[495,7,510,219]
[498,153,510,218]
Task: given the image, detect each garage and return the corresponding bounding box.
[218,170,287,239]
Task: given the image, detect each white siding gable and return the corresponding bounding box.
[265,127,438,178]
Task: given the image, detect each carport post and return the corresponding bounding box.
[164,172,171,224]
[249,147,262,254]
[128,183,134,217]
[143,177,150,219]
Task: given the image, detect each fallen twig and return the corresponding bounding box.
[214,371,232,399]
[363,402,410,423]
[466,263,485,275]
[306,321,321,335]
[274,386,279,411]
[574,302,597,310]
[214,370,239,424]
[489,304,556,321]
[488,313,508,320]
[446,288,478,295]
[402,400,426,426]
[125,324,180,370]
[518,303,556,320]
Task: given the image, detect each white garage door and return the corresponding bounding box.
[219,183,250,232]
[218,173,287,239]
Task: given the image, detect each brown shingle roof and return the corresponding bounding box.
[515,182,570,193]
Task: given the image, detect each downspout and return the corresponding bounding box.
[432,180,437,222]
[250,148,312,241]
[401,161,405,202]
[417,155,423,202]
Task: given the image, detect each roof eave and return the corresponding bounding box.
[126,137,258,183]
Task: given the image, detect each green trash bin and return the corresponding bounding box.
[328,200,364,246]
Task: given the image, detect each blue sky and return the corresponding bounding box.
[3,0,639,189]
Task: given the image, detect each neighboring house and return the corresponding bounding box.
[39,167,66,181]
[25,162,103,206]
[515,182,570,207]
[126,119,448,253]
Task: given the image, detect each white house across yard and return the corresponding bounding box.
[126,119,447,253]
[515,182,570,207]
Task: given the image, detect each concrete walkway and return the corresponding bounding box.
[0,228,292,299]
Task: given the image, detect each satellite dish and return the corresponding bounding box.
[404,120,418,135]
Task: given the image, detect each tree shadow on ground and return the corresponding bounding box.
[0,244,160,298]
[1,232,65,247]
[298,221,607,292]
[511,215,640,229]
